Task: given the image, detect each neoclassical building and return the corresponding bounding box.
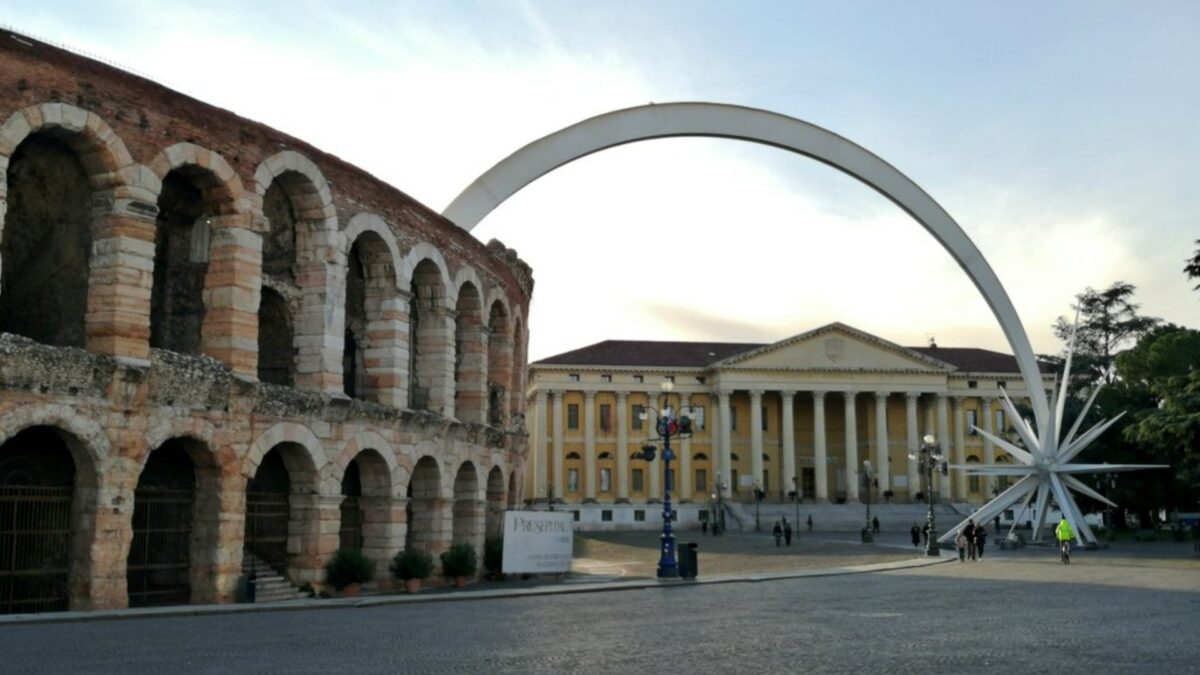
[0,32,531,613]
[525,323,1056,523]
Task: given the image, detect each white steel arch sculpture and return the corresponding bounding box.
[443,102,1156,546]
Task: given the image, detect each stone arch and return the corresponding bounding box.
[408,253,453,415]
[452,461,482,554]
[485,465,506,538]
[486,296,512,427]
[326,430,399,491]
[341,221,405,406]
[510,313,526,422]
[443,102,1050,431]
[0,103,146,357]
[338,213,403,286]
[243,422,328,479]
[454,278,486,424]
[405,455,446,556]
[252,150,337,237]
[398,241,451,296]
[148,143,246,213]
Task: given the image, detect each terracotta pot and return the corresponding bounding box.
[453,576,467,588]
[404,578,421,594]
[341,583,362,598]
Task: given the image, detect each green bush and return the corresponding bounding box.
[483,536,504,577]
[440,543,479,578]
[390,547,434,581]
[324,548,375,590]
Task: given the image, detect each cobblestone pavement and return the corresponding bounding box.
[3,541,1197,674]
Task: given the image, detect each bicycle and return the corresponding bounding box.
[1059,539,1071,564]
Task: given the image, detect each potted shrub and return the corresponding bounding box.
[325,548,374,597]
[440,543,478,587]
[390,547,434,594]
[483,536,504,580]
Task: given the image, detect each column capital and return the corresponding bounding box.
[534,389,548,401]
[549,390,562,399]
[812,390,826,402]
[874,391,890,401]
[780,390,796,400]
[980,394,996,403]
[952,395,965,408]
[843,390,858,400]
[936,392,949,402]
[748,389,764,399]
[714,388,732,399]
[906,391,922,401]
[584,390,596,401]
[616,390,628,402]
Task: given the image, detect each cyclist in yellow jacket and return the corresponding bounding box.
[1056,518,1074,563]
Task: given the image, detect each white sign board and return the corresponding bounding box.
[502,511,573,574]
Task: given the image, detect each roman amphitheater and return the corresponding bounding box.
[0,32,533,612]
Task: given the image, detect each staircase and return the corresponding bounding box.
[242,551,309,603]
[742,502,962,532]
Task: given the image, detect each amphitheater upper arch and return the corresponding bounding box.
[253,150,337,226]
[453,266,485,306]
[243,422,328,479]
[442,101,1051,429]
[0,403,109,484]
[484,289,513,331]
[140,418,220,470]
[399,241,452,304]
[148,142,247,216]
[340,212,403,286]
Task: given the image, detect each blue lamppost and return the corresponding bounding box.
[640,381,694,579]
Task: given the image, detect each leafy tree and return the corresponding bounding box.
[1053,281,1159,385]
[1186,239,1200,292]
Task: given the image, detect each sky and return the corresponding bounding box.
[4,1,1197,361]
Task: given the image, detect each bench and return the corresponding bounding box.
[1134,528,1156,542]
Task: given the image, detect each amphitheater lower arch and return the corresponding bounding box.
[443,102,1051,432]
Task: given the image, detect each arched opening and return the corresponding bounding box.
[452,462,480,550]
[243,443,318,581]
[0,427,77,614]
[0,134,91,347]
[565,451,583,498]
[343,239,366,399]
[262,180,297,281]
[510,317,525,423]
[338,449,392,576]
[486,301,511,427]
[405,456,442,554]
[343,233,398,403]
[454,282,485,423]
[409,259,447,413]
[151,169,218,355]
[126,439,196,608]
[485,466,505,538]
[507,470,520,509]
[693,452,711,501]
[338,460,363,551]
[257,287,295,386]
[597,451,615,498]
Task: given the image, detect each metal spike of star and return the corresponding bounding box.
[938,311,1166,547]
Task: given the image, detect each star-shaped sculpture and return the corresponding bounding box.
[939,319,1166,547]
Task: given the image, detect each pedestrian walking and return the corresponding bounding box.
[910,523,921,548]
[963,519,977,560]
[955,529,968,561]
[807,514,813,532]
[872,516,880,534]
[921,522,930,547]
[783,518,793,546]
[974,525,988,560]
[773,520,783,547]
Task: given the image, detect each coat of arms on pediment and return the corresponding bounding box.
[825,337,845,363]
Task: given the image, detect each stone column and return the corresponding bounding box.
[936,393,950,499]
[86,201,157,362]
[532,391,548,503]
[679,394,692,502]
[906,392,920,500]
[717,390,733,495]
[293,227,345,395]
[616,391,630,502]
[416,306,456,417]
[781,391,796,500]
[953,396,967,500]
[844,391,859,501]
[455,323,489,424]
[201,221,261,377]
[362,280,408,408]
[749,390,764,495]
[813,391,828,502]
[874,391,890,493]
[551,390,564,501]
[583,391,597,502]
[981,396,996,498]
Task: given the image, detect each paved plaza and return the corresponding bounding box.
[2,534,1197,674]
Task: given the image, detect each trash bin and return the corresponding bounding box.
[679,542,699,579]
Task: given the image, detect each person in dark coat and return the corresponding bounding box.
[963,519,978,560]
[772,520,783,547]
[921,522,930,547]
[807,514,813,532]
[783,518,793,546]
[973,525,988,560]
[910,523,921,548]
[872,516,880,534]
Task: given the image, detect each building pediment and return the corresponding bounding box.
[711,323,954,373]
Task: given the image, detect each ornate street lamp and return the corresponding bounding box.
[862,460,874,543]
[711,476,728,535]
[639,381,694,578]
[909,434,945,557]
[790,475,801,536]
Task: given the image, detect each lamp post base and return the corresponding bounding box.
[657,533,679,578]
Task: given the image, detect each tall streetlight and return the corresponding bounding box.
[639,381,694,578]
[1101,464,1116,543]
[711,476,728,535]
[790,475,801,536]
[861,460,874,543]
[909,434,945,557]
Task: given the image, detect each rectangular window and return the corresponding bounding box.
[632,468,644,492]
[568,373,580,382]
[969,475,981,493]
[601,374,612,383]
[632,405,645,431]
[996,380,1006,390]
[967,410,978,435]
[696,376,706,384]
[731,469,739,492]
[667,469,676,492]
[567,404,579,430]
[690,405,706,430]
[761,406,769,431]
[599,404,612,432]
[633,375,644,383]
[996,410,1006,433]
[730,405,738,431]
[634,509,646,522]
[572,510,580,522]
[763,469,769,494]
[567,468,580,493]
[665,375,675,384]
[601,509,613,522]
[600,468,612,493]
[967,380,978,389]
[695,468,708,493]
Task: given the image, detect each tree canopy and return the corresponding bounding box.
[1054,281,1159,384]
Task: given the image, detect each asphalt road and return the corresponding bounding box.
[3,551,1198,674]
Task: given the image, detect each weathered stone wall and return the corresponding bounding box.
[0,30,531,612]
